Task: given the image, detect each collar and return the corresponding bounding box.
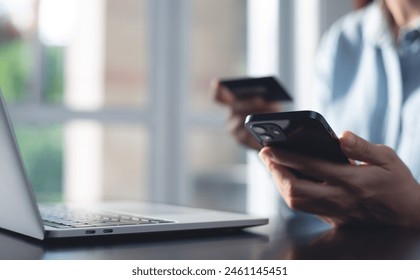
[363,1,395,46]
[363,1,420,47]
[398,17,420,40]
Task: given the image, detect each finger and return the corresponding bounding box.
[226,113,246,133]
[210,79,236,105]
[260,147,355,185]
[259,148,348,215]
[339,131,396,166]
[227,114,261,149]
[225,110,261,149]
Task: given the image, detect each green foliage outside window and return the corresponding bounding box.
[0,38,64,202]
[0,39,31,102]
[15,126,64,203]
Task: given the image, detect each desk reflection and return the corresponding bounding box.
[2,215,420,260]
[261,215,420,260]
[288,227,420,259]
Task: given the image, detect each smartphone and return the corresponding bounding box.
[245,110,349,164]
[219,76,292,102]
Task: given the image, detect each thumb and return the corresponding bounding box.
[339,130,390,166]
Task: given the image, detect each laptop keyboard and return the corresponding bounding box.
[39,205,173,229]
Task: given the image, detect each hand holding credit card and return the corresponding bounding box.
[219,76,292,102]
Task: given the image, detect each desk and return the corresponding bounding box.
[2,215,420,260]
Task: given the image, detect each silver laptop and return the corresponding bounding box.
[0,91,268,240]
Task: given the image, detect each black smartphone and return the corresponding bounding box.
[245,110,349,164]
[219,76,292,102]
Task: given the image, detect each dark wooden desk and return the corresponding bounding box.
[2,214,420,260]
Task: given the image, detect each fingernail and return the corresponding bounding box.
[341,131,356,151]
[259,149,273,165]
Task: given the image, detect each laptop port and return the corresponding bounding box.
[103,229,113,233]
[85,230,96,234]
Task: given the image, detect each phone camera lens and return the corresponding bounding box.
[252,126,266,134]
[260,134,273,141]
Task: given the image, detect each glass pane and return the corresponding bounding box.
[102,124,149,200]
[64,121,149,203]
[15,125,64,203]
[187,1,248,212]
[44,46,65,103]
[62,0,149,109]
[103,0,149,108]
[0,0,35,103]
[14,122,149,203]
[188,127,247,213]
[190,0,247,113]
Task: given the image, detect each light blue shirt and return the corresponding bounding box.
[313,2,420,181]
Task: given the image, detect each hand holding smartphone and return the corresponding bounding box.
[245,110,349,164]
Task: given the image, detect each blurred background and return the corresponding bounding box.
[0,0,351,213]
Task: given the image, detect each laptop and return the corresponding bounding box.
[0,91,268,240]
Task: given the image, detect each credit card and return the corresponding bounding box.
[219,76,292,102]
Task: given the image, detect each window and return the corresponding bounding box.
[2,0,352,214]
[2,0,248,212]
